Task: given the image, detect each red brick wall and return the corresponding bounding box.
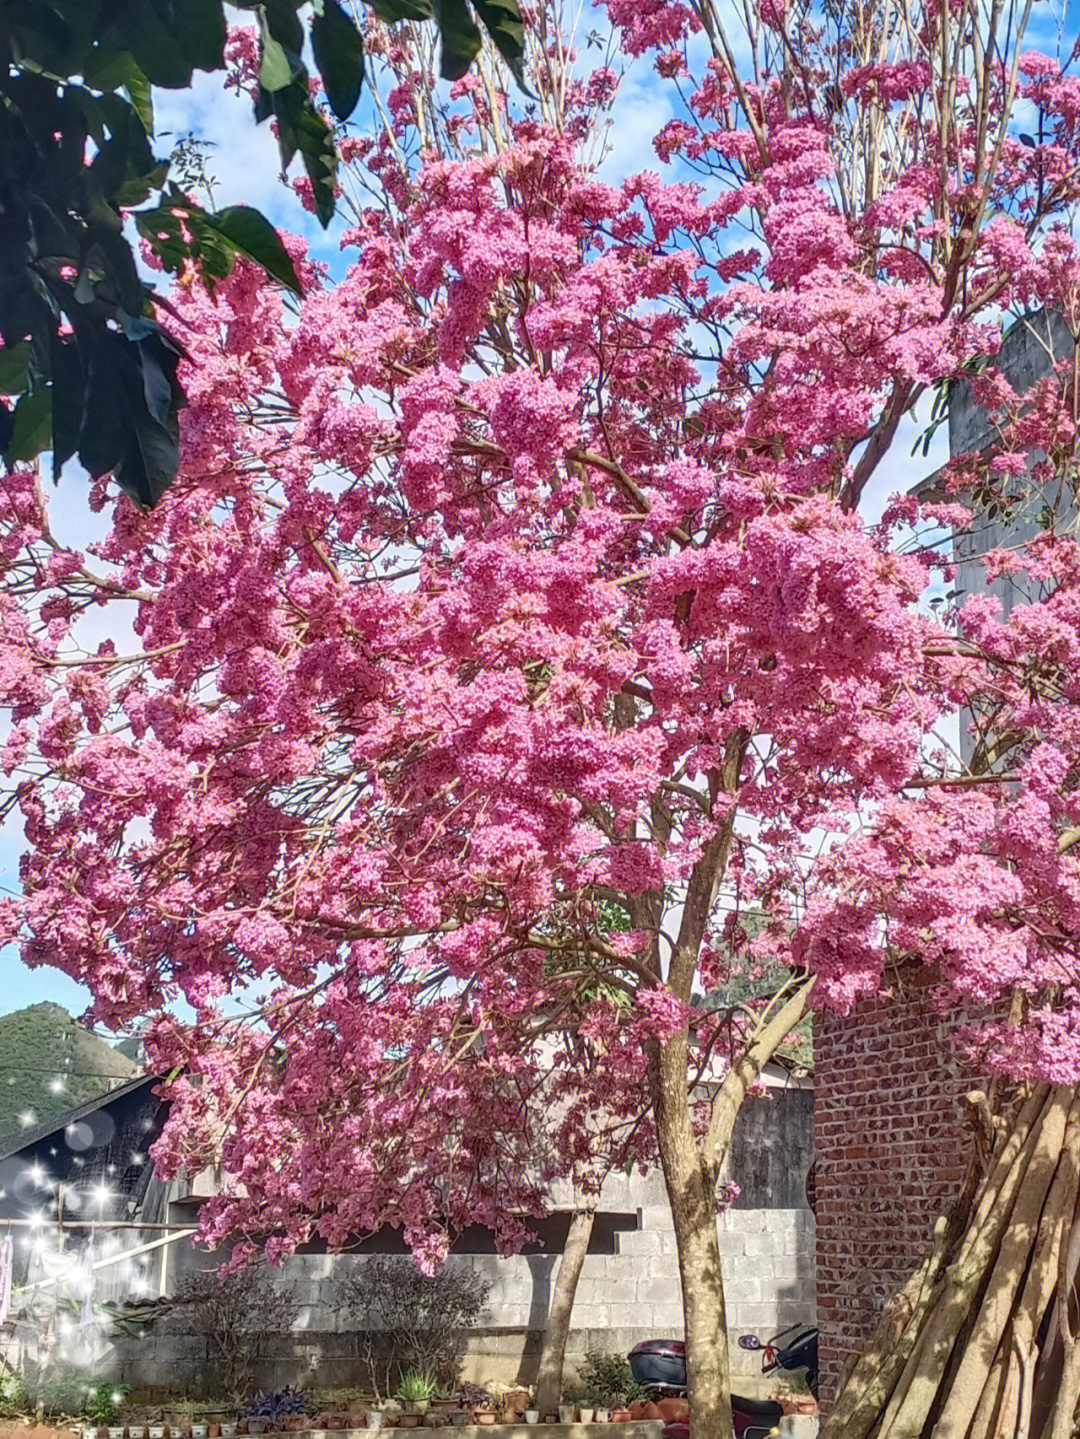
[814,967,974,1408]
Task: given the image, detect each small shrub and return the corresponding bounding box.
[171,1268,299,1399]
[571,1354,644,1407]
[339,1258,490,1399]
[242,1388,308,1422]
[86,1383,128,1426]
[456,1385,491,1408]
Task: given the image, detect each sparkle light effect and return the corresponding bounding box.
[4,1157,159,1388]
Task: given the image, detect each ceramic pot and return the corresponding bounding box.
[525,1414,539,1426]
[577,1411,594,1425]
[594,1413,609,1426]
[366,1417,383,1433]
[609,1414,631,1425]
[557,1409,574,1427]
[192,1425,207,1438]
[543,1419,558,1428]
[472,1413,497,1428]
[396,1419,421,1432]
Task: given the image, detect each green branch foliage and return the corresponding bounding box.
[0,0,525,508]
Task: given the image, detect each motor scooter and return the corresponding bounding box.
[628,1340,784,1439]
[629,1325,818,1439]
[738,1324,819,1397]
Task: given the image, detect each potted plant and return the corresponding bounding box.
[395,1373,437,1420]
[394,1375,434,1433]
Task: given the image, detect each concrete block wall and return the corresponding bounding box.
[108,1088,815,1399]
[112,1184,815,1397]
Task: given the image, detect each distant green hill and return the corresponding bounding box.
[0,1003,135,1148]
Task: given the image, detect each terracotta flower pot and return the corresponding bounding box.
[609,1413,631,1424]
[471,1413,497,1428]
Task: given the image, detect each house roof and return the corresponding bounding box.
[0,1072,159,1163]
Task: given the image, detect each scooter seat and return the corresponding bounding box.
[733,1396,784,1420]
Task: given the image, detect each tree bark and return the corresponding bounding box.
[653,1019,733,1439]
[664,1134,732,1439]
[535,1204,596,1417]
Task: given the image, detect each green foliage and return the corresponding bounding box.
[395,1370,438,1404]
[0,1371,30,1415]
[0,0,525,507]
[567,1354,644,1408]
[0,1003,135,1145]
[0,1370,126,1422]
[86,1382,129,1426]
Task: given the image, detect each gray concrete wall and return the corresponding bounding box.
[107,1088,815,1398]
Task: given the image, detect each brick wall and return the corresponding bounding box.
[814,967,974,1408]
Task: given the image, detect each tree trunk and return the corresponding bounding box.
[668,1166,732,1439]
[535,1204,596,1417]
[653,1030,733,1439]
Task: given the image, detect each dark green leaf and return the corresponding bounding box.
[124,64,154,136]
[312,0,365,122]
[259,80,338,225]
[136,333,180,430]
[6,386,52,466]
[472,0,527,87]
[49,335,84,478]
[0,342,35,397]
[204,206,302,293]
[368,0,435,18]
[116,396,180,511]
[257,8,297,92]
[433,0,482,80]
[258,0,305,54]
[135,204,192,277]
[78,334,127,479]
[81,46,139,91]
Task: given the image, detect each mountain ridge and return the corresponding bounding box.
[0,1002,136,1147]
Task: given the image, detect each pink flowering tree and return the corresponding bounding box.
[5,0,1080,1433]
